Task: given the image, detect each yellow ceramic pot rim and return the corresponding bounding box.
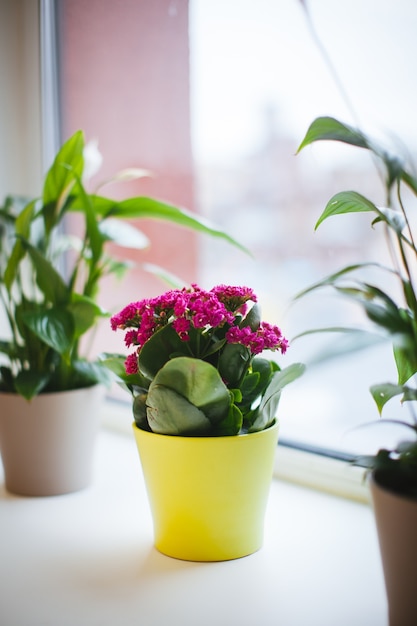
[132,418,278,441]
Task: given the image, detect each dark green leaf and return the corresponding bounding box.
[138,324,190,380]
[14,369,51,400]
[22,307,75,355]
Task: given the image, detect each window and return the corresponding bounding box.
[189,0,417,458]
[3,0,416,463]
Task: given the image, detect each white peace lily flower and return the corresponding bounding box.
[83,139,103,180]
[378,206,406,232]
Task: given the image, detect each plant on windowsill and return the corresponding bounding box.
[106,283,304,560]
[297,116,417,625]
[0,130,243,497]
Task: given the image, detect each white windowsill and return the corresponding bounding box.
[0,403,387,626]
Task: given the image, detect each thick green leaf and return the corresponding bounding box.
[297,117,370,153]
[147,385,213,435]
[150,357,231,425]
[133,392,150,430]
[248,363,305,433]
[315,191,378,229]
[214,402,243,436]
[217,342,252,388]
[138,324,189,380]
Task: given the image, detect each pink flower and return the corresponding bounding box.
[225,322,288,355]
[111,284,289,378]
[125,352,139,375]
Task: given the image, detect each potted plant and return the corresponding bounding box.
[0,130,242,497]
[297,116,417,626]
[107,283,304,561]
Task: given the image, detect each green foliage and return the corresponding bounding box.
[0,131,244,399]
[108,322,305,437]
[297,116,417,493]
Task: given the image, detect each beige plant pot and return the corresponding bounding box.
[0,385,103,497]
[369,470,417,626]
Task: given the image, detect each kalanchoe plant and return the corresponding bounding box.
[297,116,417,496]
[0,131,244,400]
[108,284,304,436]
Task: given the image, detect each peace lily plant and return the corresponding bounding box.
[0,131,242,400]
[108,284,304,436]
[297,116,417,497]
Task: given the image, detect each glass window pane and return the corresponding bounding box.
[189,0,417,455]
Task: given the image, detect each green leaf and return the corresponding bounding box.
[293,262,392,300]
[217,342,252,388]
[315,191,378,229]
[100,353,150,394]
[72,359,113,388]
[394,342,417,385]
[14,369,51,400]
[133,392,150,430]
[138,323,189,380]
[22,307,75,355]
[103,196,250,255]
[248,363,305,433]
[143,357,233,435]
[149,357,231,425]
[297,117,370,153]
[3,201,37,291]
[239,357,275,413]
[370,382,417,414]
[19,239,69,305]
[68,294,106,338]
[72,178,104,265]
[214,402,243,436]
[147,385,213,435]
[43,131,84,207]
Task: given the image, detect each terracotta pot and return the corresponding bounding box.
[133,420,279,561]
[0,386,103,497]
[369,470,417,626]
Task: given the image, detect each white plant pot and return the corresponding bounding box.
[0,386,103,497]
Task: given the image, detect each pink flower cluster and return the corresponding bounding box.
[226,323,288,355]
[111,284,288,374]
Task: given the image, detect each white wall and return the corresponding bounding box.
[0,0,42,200]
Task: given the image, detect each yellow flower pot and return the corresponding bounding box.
[133,420,279,561]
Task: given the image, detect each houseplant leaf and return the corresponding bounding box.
[297,116,370,152]
[22,307,75,355]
